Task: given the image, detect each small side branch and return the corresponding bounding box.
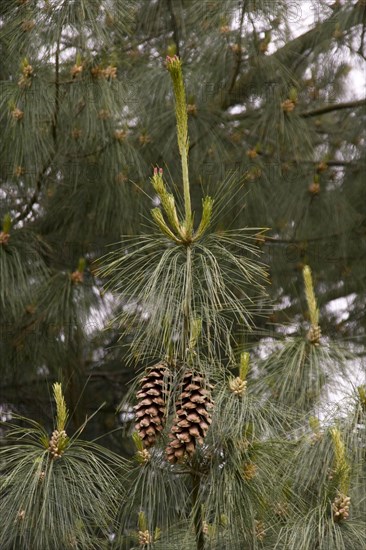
[52,34,61,145]
[13,161,53,226]
[227,1,246,95]
[300,99,366,118]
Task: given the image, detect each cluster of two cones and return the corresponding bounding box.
[134,362,213,463]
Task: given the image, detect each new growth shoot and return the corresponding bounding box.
[303,265,321,345]
[229,352,250,396]
[47,382,69,459]
[330,427,351,495]
[150,56,213,245]
[53,382,68,433]
[166,55,192,236]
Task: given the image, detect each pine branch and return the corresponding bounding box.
[290,160,365,167]
[64,141,111,160]
[227,0,245,95]
[13,35,64,226]
[52,34,61,146]
[13,160,53,226]
[222,3,365,109]
[265,231,351,245]
[359,27,366,59]
[226,99,366,122]
[301,98,366,118]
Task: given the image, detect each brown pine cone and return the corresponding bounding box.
[134,362,170,447]
[166,371,214,463]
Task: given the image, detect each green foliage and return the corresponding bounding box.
[0,388,127,550]
[0,225,49,316]
[0,1,365,549]
[254,336,353,412]
[98,224,269,364]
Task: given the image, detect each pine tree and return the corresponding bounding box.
[0,1,365,549]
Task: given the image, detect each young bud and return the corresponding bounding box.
[151,209,182,243]
[2,213,11,234]
[357,385,366,410]
[303,265,320,329]
[194,196,213,241]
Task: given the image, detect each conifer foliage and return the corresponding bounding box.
[0,1,366,549]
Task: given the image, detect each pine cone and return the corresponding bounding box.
[255,520,265,541]
[11,107,24,121]
[134,362,170,448]
[247,148,258,159]
[70,64,83,78]
[308,182,320,195]
[70,270,83,284]
[166,371,214,463]
[274,501,289,519]
[48,429,67,459]
[242,462,257,480]
[138,530,153,546]
[0,232,10,246]
[136,448,151,463]
[187,103,197,116]
[281,99,295,112]
[332,493,351,522]
[14,166,25,177]
[102,65,117,79]
[114,129,127,142]
[228,377,247,396]
[307,324,321,345]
